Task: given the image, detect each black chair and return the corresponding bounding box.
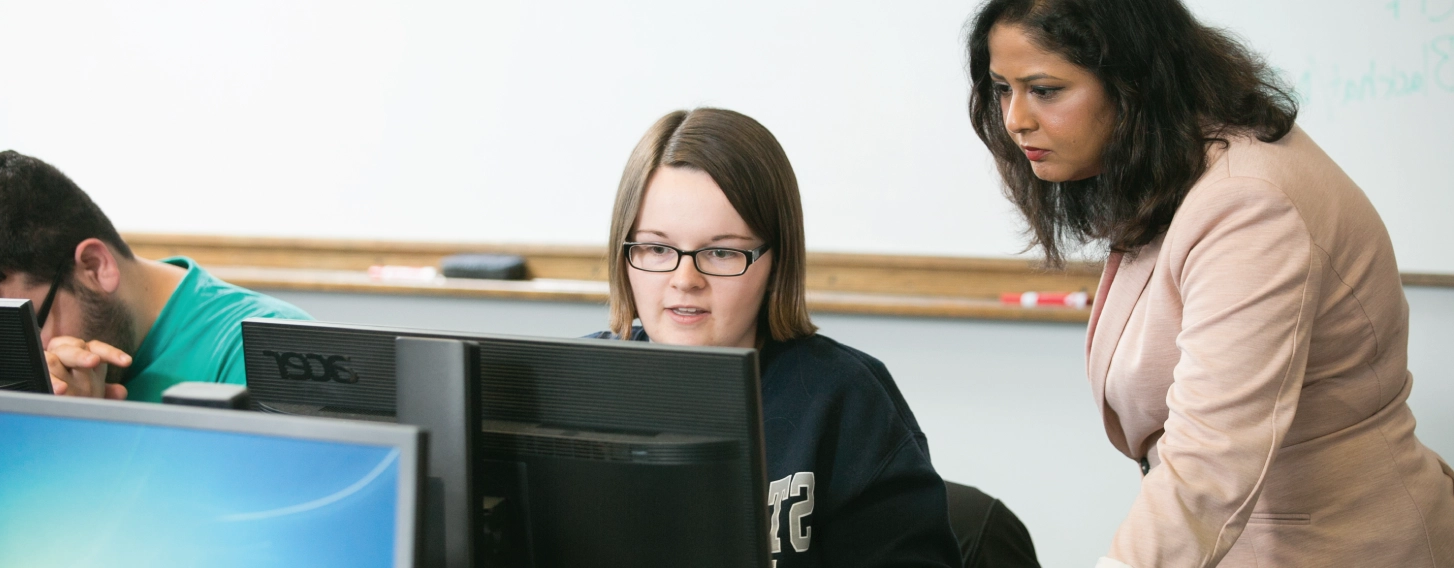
[944,481,1041,568]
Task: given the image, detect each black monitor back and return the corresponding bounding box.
[468,334,768,568]
[244,320,478,568]
[0,299,54,394]
[242,318,412,418]
[242,319,772,568]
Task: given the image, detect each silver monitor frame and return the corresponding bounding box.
[0,389,426,567]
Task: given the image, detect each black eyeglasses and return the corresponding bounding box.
[35,263,67,330]
[623,242,770,277]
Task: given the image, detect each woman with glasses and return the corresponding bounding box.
[965,0,1454,566]
[587,108,964,568]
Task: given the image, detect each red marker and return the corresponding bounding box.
[1000,291,1089,308]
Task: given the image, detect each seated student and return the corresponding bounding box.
[0,150,311,401]
[587,108,962,567]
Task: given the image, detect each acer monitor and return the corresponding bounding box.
[243,320,484,568]
[0,298,54,394]
[0,389,425,568]
[241,319,772,568]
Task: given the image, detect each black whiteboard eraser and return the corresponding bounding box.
[440,253,527,280]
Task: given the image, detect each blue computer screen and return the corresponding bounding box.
[0,412,400,568]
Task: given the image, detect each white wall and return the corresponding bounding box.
[1,1,1451,272]
[259,285,1454,568]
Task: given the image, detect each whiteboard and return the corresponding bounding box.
[1,0,1451,273]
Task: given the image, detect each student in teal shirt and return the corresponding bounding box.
[0,150,311,401]
[120,256,311,401]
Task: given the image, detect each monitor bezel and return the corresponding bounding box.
[244,317,760,357]
[0,298,54,394]
[0,389,425,568]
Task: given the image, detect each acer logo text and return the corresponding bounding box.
[262,350,360,384]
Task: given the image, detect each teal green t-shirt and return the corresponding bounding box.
[122,257,313,402]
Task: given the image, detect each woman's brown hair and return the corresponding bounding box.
[607,108,816,342]
[966,0,1298,266]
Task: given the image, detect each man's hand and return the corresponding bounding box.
[45,336,130,400]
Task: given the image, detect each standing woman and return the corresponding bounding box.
[965,1,1454,567]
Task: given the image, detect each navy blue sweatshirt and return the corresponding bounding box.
[589,328,960,568]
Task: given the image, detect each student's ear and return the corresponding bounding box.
[72,238,123,295]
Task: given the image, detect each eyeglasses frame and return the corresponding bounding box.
[622,241,771,277]
[35,261,68,330]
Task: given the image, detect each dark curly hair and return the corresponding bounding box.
[966,0,1298,266]
[0,150,134,287]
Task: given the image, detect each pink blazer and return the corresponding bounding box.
[1087,127,1454,567]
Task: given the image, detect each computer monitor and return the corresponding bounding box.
[242,319,772,568]
[0,389,425,568]
[0,298,54,394]
[242,318,457,419]
[467,333,768,568]
[243,320,484,568]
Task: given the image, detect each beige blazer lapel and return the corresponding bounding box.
[1086,235,1163,455]
[1085,252,1122,358]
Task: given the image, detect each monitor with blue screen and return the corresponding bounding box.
[0,389,424,568]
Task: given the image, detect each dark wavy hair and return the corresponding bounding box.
[0,150,134,287]
[966,0,1298,266]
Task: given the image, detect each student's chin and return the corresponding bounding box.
[652,327,714,347]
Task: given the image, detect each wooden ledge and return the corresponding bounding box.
[126,233,1453,323]
[206,265,1093,323]
[1402,273,1454,288]
[124,232,1104,295]
[207,266,612,303]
